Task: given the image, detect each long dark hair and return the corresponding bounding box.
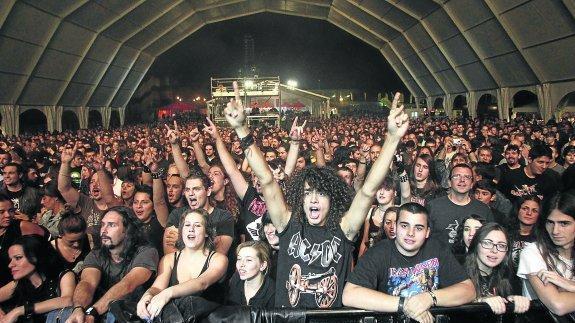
[452,214,487,256]
[98,206,144,261]
[10,235,63,281]
[210,163,239,219]
[409,154,439,194]
[506,195,541,239]
[284,166,354,233]
[535,190,575,277]
[465,223,513,298]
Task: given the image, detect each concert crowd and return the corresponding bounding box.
[0,87,574,323]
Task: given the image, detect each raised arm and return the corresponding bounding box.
[340,93,409,241]
[166,121,192,179]
[148,161,169,227]
[311,133,327,168]
[285,117,305,176]
[353,144,370,191]
[190,128,211,175]
[396,156,411,204]
[58,145,80,208]
[204,117,249,200]
[224,81,291,233]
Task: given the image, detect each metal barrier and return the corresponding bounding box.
[235,300,559,323]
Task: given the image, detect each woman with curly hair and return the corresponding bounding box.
[224,82,409,309]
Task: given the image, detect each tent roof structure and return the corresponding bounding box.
[1,0,574,110]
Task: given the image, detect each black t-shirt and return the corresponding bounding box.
[347,239,468,297]
[498,166,561,202]
[5,188,24,212]
[428,195,494,245]
[275,216,354,309]
[240,186,268,241]
[226,272,275,308]
[142,215,165,257]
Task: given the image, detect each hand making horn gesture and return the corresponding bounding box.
[387,92,409,138]
[224,81,247,129]
[165,120,180,145]
[203,117,221,141]
[289,116,307,142]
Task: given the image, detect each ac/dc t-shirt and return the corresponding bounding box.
[347,238,468,297]
[275,216,354,309]
[240,185,268,241]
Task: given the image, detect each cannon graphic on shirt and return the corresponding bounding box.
[286,264,338,308]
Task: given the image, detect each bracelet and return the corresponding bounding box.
[239,134,255,150]
[398,296,406,313]
[290,140,300,145]
[151,172,161,180]
[142,165,151,173]
[399,173,409,183]
[24,302,35,318]
[429,290,438,307]
[359,160,366,165]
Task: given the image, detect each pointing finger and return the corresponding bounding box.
[233,81,240,102]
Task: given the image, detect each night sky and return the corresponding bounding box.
[149,13,406,98]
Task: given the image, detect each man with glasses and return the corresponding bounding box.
[428,164,493,245]
[343,203,475,322]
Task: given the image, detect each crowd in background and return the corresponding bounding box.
[0,89,574,322]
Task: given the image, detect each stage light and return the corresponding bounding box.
[287,80,298,88]
[245,80,255,89]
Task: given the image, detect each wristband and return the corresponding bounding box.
[151,172,161,180]
[239,134,255,150]
[399,173,409,183]
[85,306,101,321]
[398,296,406,313]
[24,302,35,319]
[429,290,438,307]
[359,160,366,165]
[142,165,151,173]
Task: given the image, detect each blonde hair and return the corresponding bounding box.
[236,240,271,275]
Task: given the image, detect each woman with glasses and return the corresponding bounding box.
[465,223,530,314]
[517,190,575,317]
